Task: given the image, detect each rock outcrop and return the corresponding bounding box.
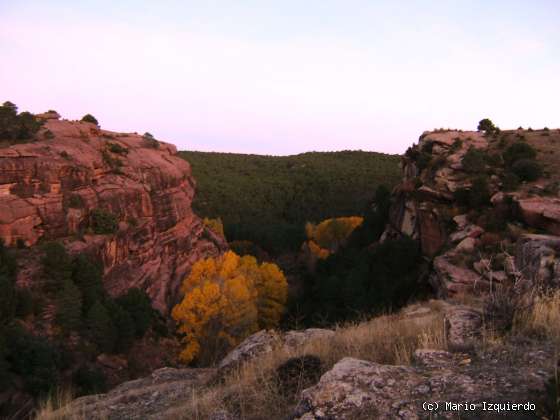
[0,118,227,312]
[294,344,550,420]
[383,128,560,299]
[63,367,216,420]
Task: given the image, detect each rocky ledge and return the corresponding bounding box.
[0,118,227,312]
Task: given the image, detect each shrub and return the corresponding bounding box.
[450,138,463,152]
[44,129,55,139]
[502,172,520,191]
[469,176,491,208]
[477,118,496,133]
[512,159,542,181]
[102,150,123,172]
[81,114,98,125]
[276,355,322,398]
[503,142,537,166]
[107,142,128,155]
[72,365,107,396]
[4,325,61,396]
[462,147,486,173]
[90,209,118,234]
[143,132,159,148]
[0,101,42,142]
[41,242,73,292]
[86,301,116,353]
[67,193,84,209]
[116,288,154,338]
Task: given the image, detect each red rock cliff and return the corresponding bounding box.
[0,118,227,312]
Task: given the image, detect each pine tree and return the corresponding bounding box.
[0,242,17,324]
[86,301,116,353]
[42,242,72,292]
[72,254,104,313]
[55,279,83,332]
[106,300,135,353]
[116,288,153,338]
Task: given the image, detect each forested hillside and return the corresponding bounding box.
[179,151,401,252]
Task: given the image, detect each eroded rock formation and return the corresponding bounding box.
[0,118,227,312]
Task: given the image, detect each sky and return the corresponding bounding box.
[1,1,559,155]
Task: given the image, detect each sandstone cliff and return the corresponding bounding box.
[0,115,227,312]
[382,127,560,297]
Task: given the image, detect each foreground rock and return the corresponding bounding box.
[294,343,552,420]
[218,328,335,373]
[63,367,216,420]
[0,118,227,312]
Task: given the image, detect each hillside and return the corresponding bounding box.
[179,151,401,252]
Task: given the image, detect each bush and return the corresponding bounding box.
[503,142,537,166]
[116,288,154,338]
[107,142,128,155]
[86,301,116,353]
[469,176,491,208]
[276,355,322,398]
[67,193,84,209]
[90,209,118,234]
[502,172,520,191]
[4,324,61,396]
[462,148,486,173]
[143,132,159,148]
[512,159,542,182]
[0,101,42,142]
[72,365,107,396]
[81,114,98,125]
[41,242,73,292]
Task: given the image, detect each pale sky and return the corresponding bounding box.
[1,1,559,155]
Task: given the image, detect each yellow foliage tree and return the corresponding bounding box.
[203,217,225,237]
[302,216,363,272]
[172,251,288,364]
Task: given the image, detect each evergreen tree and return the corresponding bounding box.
[106,300,135,353]
[117,288,153,338]
[72,254,104,313]
[86,301,116,353]
[55,279,83,332]
[42,242,72,292]
[0,241,17,324]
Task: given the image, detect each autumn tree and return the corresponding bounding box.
[172,251,287,364]
[203,217,225,237]
[302,216,363,271]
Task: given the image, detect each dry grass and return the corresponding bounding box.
[515,290,560,344]
[33,388,94,420]
[169,301,447,420]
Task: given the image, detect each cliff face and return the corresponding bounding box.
[382,128,560,298]
[0,116,227,312]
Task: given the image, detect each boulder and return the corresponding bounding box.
[515,234,560,289]
[517,197,560,235]
[283,328,334,351]
[455,237,476,253]
[293,357,424,420]
[218,330,281,372]
[444,306,482,351]
[431,254,485,297]
[59,367,216,420]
